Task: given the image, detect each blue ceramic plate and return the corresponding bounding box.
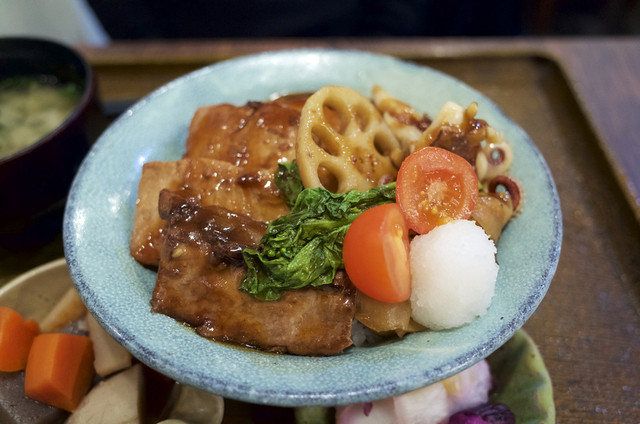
[64,49,562,407]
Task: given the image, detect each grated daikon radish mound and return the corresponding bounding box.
[410,220,498,330]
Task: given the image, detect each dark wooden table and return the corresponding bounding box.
[2,37,639,423]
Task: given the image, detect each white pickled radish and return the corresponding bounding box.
[442,360,493,415]
[393,382,448,424]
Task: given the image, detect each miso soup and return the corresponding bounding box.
[0,76,82,159]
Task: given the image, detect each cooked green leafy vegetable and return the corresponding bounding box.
[241,163,396,301]
[274,161,305,207]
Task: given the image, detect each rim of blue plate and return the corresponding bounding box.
[63,48,562,407]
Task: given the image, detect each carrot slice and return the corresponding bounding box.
[0,306,40,372]
[24,333,95,412]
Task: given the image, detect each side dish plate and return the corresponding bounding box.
[63,49,562,406]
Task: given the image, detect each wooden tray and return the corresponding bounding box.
[1,50,638,423]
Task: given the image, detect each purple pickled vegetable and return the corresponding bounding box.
[448,403,515,424]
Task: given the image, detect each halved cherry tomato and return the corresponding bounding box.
[396,146,478,234]
[343,203,411,303]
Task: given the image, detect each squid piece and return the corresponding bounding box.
[475,129,514,184]
[417,102,493,168]
[471,175,523,242]
[419,100,467,147]
[371,85,431,155]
